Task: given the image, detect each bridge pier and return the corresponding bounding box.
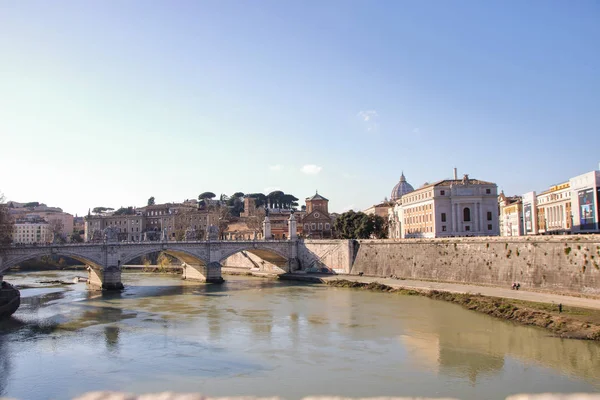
[288,258,300,272]
[87,265,124,291]
[181,262,224,284]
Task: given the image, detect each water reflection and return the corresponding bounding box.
[397,296,600,384]
[104,326,120,353]
[1,271,599,400]
[0,335,11,396]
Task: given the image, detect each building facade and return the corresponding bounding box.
[498,193,523,236]
[7,203,74,240]
[12,216,52,244]
[399,173,499,238]
[535,182,572,234]
[569,170,600,233]
[301,192,332,238]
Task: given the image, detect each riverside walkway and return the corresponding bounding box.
[291,273,600,311]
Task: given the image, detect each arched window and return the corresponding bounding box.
[463,207,471,222]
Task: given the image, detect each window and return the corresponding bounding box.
[318,223,323,230]
[465,226,471,231]
[488,224,493,230]
[441,213,446,222]
[463,207,471,222]
[440,190,445,196]
[311,223,316,230]
[486,189,491,194]
[325,223,330,230]
[487,211,492,221]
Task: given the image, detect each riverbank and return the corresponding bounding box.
[323,278,600,340]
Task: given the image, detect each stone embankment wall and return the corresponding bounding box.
[350,236,600,295]
[298,240,353,273]
[222,252,286,274]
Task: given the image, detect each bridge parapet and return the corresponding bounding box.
[0,239,300,287]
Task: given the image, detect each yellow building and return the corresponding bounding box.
[536,182,572,234]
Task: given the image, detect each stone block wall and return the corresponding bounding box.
[298,240,353,273]
[350,236,600,295]
[222,252,286,274]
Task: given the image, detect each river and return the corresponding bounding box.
[0,270,599,400]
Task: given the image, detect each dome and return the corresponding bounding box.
[391,172,414,201]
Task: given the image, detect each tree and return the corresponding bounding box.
[267,191,285,208]
[147,197,155,206]
[282,194,299,209]
[198,192,216,200]
[49,218,65,243]
[71,230,84,243]
[217,206,231,239]
[23,201,40,208]
[246,207,266,238]
[0,193,14,248]
[173,207,196,241]
[246,193,267,208]
[114,206,135,216]
[92,207,114,215]
[334,211,388,239]
[227,192,245,217]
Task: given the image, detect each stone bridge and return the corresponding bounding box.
[0,240,300,290]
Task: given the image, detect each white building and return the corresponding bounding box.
[536,182,572,234]
[12,218,52,244]
[498,193,523,236]
[399,171,499,238]
[569,170,600,233]
[522,191,538,235]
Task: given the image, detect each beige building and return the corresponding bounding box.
[364,202,393,219]
[396,171,499,238]
[7,202,74,240]
[498,193,523,236]
[536,182,572,234]
[85,203,219,242]
[12,217,52,244]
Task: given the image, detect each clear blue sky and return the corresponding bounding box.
[1,0,599,216]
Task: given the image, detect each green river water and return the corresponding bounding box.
[0,270,599,400]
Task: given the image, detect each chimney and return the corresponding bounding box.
[453,167,458,180]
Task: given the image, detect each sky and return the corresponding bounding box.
[1,0,599,216]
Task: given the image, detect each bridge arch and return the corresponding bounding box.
[119,246,209,268]
[0,248,104,274]
[219,244,290,272]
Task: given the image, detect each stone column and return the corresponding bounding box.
[263,216,272,241]
[288,213,297,241]
[478,202,484,232]
[451,201,457,234]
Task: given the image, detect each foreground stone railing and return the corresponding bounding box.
[3,392,593,400]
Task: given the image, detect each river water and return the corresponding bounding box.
[0,270,599,400]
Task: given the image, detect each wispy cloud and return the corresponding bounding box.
[301,164,322,175]
[343,172,358,179]
[357,110,378,122]
[269,164,283,171]
[342,204,355,212]
[412,128,420,134]
[357,110,379,133]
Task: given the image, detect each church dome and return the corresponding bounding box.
[391,172,414,201]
